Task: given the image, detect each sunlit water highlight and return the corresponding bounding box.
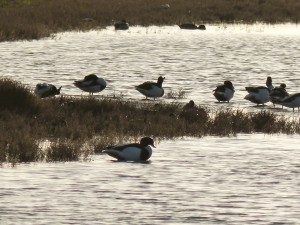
[1,24,300,224]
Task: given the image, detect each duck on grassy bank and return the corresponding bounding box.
[103,137,155,162]
[244,76,273,106]
[213,80,235,103]
[74,74,107,95]
[114,20,129,30]
[136,76,165,100]
[183,100,195,109]
[34,83,61,98]
[179,24,206,30]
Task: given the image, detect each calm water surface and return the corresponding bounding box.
[1,24,300,224]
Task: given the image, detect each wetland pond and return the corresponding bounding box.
[1,24,300,224]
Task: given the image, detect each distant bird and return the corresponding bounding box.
[213,80,235,103]
[278,93,300,112]
[103,137,155,161]
[34,83,61,98]
[114,20,129,30]
[179,24,206,30]
[244,77,273,106]
[136,76,165,100]
[74,74,107,95]
[270,83,289,108]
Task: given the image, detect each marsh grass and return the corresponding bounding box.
[45,139,91,162]
[1,0,300,41]
[1,78,300,164]
[0,78,41,114]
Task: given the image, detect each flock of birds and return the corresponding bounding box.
[34,74,300,112]
[34,74,165,100]
[213,76,300,111]
[34,74,300,162]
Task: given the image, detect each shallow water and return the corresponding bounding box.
[1,24,300,109]
[1,24,300,224]
[1,134,300,225]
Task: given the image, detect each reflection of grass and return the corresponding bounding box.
[1,0,300,41]
[166,89,186,99]
[1,78,300,165]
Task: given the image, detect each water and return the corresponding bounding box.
[1,134,300,224]
[1,24,300,107]
[1,24,300,224]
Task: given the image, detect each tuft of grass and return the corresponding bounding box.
[0,130,43,166]
[250,110,277,133]
[0,78,41,114]
[45,139,89,162]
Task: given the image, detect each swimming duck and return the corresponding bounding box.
[244,77,273,106]
[213,80,235,103]
[278,93,300,112]
[34,83,61,98]
[136,76,165,100]
[270,83,289,108]
[103,137,155,161]
[74,74,107,95]
[114,20,129,30]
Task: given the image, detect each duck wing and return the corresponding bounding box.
[214,84,226,92]
[245,86,268,93]
[106,143,140,151]
[136,82,155,90]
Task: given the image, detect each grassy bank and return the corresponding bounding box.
[1,0,300,41]
[1,78,300,165]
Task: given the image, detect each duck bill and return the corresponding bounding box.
[151,144,156,148]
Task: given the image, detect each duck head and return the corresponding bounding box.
[157,76,165,85]
[224,80,234,90]
[280,83,286,89]
[266,77,273,90]
[140,137,156,148]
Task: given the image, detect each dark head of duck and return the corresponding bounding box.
[157,76,165,86]
[266,76,273,89]
[114,20,129,30]
[224,80,234,90]
[50,86,61,96]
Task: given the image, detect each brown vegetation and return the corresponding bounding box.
[1,78,300,165]
[1,0,300,41]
